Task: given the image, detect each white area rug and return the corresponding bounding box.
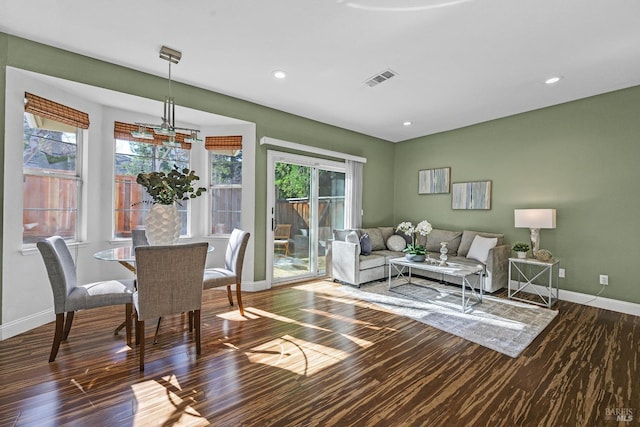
[340,279,558,358]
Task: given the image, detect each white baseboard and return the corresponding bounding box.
[509,280,640,316]
[243,280,269,292]
[1,309,55,340]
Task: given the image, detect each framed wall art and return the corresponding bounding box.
[451,180,492,210]
[418,167,450,194]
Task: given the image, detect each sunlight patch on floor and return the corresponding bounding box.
[131,374,208,426]
[245,334,350,377]
[216,310,259,321]
[245,308,331,332]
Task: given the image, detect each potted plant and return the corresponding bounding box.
[136,165,206,245]
[512,241,530,259]
[397,220,432,262]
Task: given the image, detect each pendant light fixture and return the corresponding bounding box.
[132,45,201,145]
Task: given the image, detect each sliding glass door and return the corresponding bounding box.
[267,151,345,285]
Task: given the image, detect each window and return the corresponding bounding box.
[113,122,191,238]
[22,93,88,244]
[207,136,242,234]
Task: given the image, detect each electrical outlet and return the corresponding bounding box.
[559,268,565,278]
[599,274,609,286]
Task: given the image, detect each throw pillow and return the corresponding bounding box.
[466,235,498,264]
[394,230,413,245]
[386,235,407,252]
[458,230,504,257]
[346,230,360,244]
[360,233,372,255]
[360,228,385,251]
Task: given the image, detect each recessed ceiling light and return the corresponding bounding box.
[403,121,412,126]
[273,70,287,79]
[545,76,563,85]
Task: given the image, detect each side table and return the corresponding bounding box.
[508,257,559,308]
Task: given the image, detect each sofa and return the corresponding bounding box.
[331,226,510,293]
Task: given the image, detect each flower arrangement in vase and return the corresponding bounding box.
[136,165,206,245]
[396,220,432,262]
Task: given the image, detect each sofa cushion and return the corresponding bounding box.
[458,230,504,257]
[360,228,386,251]
[360,233,372,255]
[376,249,406,263]
[359,254,385,269]
[424,229,463,255]
[378,227,394,245]
[466,235,498,263]
[386,235,407,251]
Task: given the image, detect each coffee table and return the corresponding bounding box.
[388,257,484,312]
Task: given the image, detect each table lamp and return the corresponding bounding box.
[514,209,556,253]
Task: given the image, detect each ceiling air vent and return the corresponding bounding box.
[365,69,397,87]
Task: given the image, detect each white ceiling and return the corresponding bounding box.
[2,0,640,142]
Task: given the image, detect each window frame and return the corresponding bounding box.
[22,113,84,246]
[112,135,193,240]
[208,147,243,236]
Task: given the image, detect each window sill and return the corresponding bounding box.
[21,240,89,256]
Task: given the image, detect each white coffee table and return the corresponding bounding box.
[388,257,484,312]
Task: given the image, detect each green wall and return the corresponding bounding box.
[394,86,640,303]
[0,34,394,298]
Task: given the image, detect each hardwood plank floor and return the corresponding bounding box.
[0,278,638,426]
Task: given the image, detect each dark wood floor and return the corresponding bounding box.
[0,278,638,426]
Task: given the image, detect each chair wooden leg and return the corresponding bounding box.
[49,313,65,362]
[135,312,140,346]
[236,282,244,316]
[188,311,194,332]
[153,317,162,345]
[226,285,234,306]
[62,311,74,341]
[125,304,132,346]
[194,310,201,355]
[138,319,145,371]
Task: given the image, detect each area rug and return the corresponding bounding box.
[339,279,558,357]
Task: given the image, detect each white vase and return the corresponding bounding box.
[517,251,527,259]
[145,203,181,245]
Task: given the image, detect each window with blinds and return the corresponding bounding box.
[113,122,192,238]
[207,136,243,234]
[22,93,88,244]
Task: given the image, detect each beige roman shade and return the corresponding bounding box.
[24,92,90,129]
[205,135,243,151]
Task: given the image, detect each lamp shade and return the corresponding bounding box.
[514,209,556,229]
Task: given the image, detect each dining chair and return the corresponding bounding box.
[37,236,135,362]
[273,224,291,256]
[133,242,208,371]
[203,229,250,316]
[131,229,149,248]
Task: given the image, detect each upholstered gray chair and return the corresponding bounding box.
[131,229,149,248]
[203,229,250,316]
[133,242,208,371]
[37,236,135,362]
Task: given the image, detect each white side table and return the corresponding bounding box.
[508,257,559,308]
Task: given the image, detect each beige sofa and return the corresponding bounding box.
[331,226,510,293]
